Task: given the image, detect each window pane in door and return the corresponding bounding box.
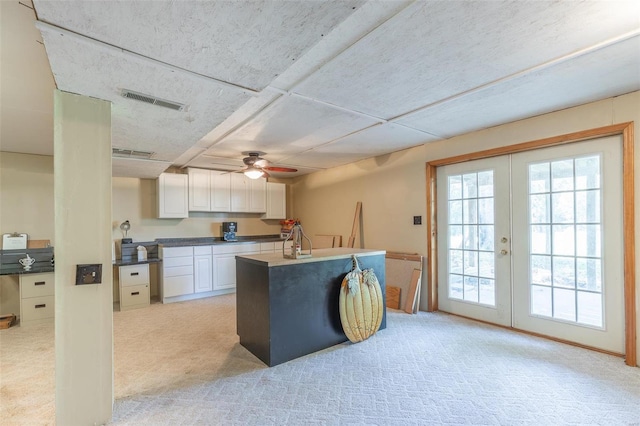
[527,156,603,328]
[447,171,496,307]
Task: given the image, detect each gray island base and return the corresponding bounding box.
[236,248,386,367]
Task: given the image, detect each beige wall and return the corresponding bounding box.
[0,152,54,314]
[291,91,640,364]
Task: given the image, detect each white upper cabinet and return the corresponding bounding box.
[187,168,231,212]
[230,173,250,212]
[188,168,265,213]
[249,177,267,213]
[263,182,286,219]
[210,171,231,212]
[188,168,211,211]
[157,173,188,218]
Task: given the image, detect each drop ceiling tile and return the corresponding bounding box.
[112,157,171,179]
[39,25,252,161]
[294,1,640,119]
[204,95,379,162]
[396,37,640,137]
[34,0,365,91]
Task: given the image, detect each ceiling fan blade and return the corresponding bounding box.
[264,166,298,173]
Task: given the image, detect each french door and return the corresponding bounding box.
[437,136,625,353]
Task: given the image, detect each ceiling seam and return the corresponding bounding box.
[178,93,286,169]
[34,20,260,96]
[387,29,640,124]
[270,0,420,93]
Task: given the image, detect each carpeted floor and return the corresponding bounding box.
[1,294,639,425]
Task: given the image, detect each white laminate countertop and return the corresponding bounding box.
[236,248,386,267]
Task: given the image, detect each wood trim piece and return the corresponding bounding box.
[623,122,636,367]
[428,122,633,167]
[385,252,422,262]
[426,163,437,311]
[426,122,636,366]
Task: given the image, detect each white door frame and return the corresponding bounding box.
[425,122,636,367]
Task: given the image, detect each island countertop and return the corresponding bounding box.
[235,247,386,267]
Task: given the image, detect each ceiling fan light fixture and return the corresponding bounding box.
[244,166,264,179]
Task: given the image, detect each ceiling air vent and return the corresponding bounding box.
[112,148,155,159]
[121,89,187,112]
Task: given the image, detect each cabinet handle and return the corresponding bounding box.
[35,304,46,309]
[131,292,140,296]
[34,281,46,286]
[131,272,139,276]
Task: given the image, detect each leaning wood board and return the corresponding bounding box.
[386,286,401,310]
[385,252,422,313]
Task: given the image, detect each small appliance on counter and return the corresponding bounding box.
[222,222,238,242]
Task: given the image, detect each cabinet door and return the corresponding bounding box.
[210,171,231,212]
[214,255,237,290]
[194,254,213,293]
[188,168,211,211]
[230,173,250,212]
[249,178,267,212]
[157,173,189,218]
[263,182,286,219]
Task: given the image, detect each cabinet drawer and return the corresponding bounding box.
[120,284,150,309]
[161,246,193,258]
[260,242,275,252]
[194,245,212,256]
[20,273,54,298]
[120,264,149,287]
[212,243,260,255]
[21,295,54,323]
[163,265,193,277]
[163,256,193,268]
[163,275,194,298]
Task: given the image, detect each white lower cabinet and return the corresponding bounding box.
[19,273,55,325]
[194,246,213,293]
[119,264,150,311]
[212,243,259,291]
[160,241,285,302]
[160,246,194,302]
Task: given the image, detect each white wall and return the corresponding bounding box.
[292,91,640,365]
[0,152,54,315]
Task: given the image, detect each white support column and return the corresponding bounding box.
[54,90,113,424]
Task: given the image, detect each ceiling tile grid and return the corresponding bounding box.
[293,0,640,119]
[396,36,640,137]
[34,0,365,91]
[5,1,637,178]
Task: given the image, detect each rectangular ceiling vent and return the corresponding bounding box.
[112,148,155,159]
[121,89,187,112]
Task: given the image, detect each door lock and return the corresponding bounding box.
[501,237,508,243]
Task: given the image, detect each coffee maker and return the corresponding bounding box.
[222,222,237,242]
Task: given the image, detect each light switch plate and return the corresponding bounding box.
[413,216,422,225]
[76,264,102,285]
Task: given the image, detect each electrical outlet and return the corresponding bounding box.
[413,216,422,225]
[75,264,102,285]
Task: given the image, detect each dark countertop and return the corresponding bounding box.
[113,258,162,267]
[0,264,55,276]
[156,235,286,248]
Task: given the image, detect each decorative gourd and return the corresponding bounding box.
[339,256,384,343]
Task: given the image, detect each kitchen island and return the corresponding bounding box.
[236,248,386,366]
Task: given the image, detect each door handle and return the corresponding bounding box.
[500,249,508,255]
[501,237,508,243]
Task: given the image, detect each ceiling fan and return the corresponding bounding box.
[240,152,297,179]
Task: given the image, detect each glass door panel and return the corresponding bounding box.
[511,136,624,353]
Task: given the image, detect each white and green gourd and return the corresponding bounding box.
[339,255,384,343]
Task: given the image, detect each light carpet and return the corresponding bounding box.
[1,294,639,425]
